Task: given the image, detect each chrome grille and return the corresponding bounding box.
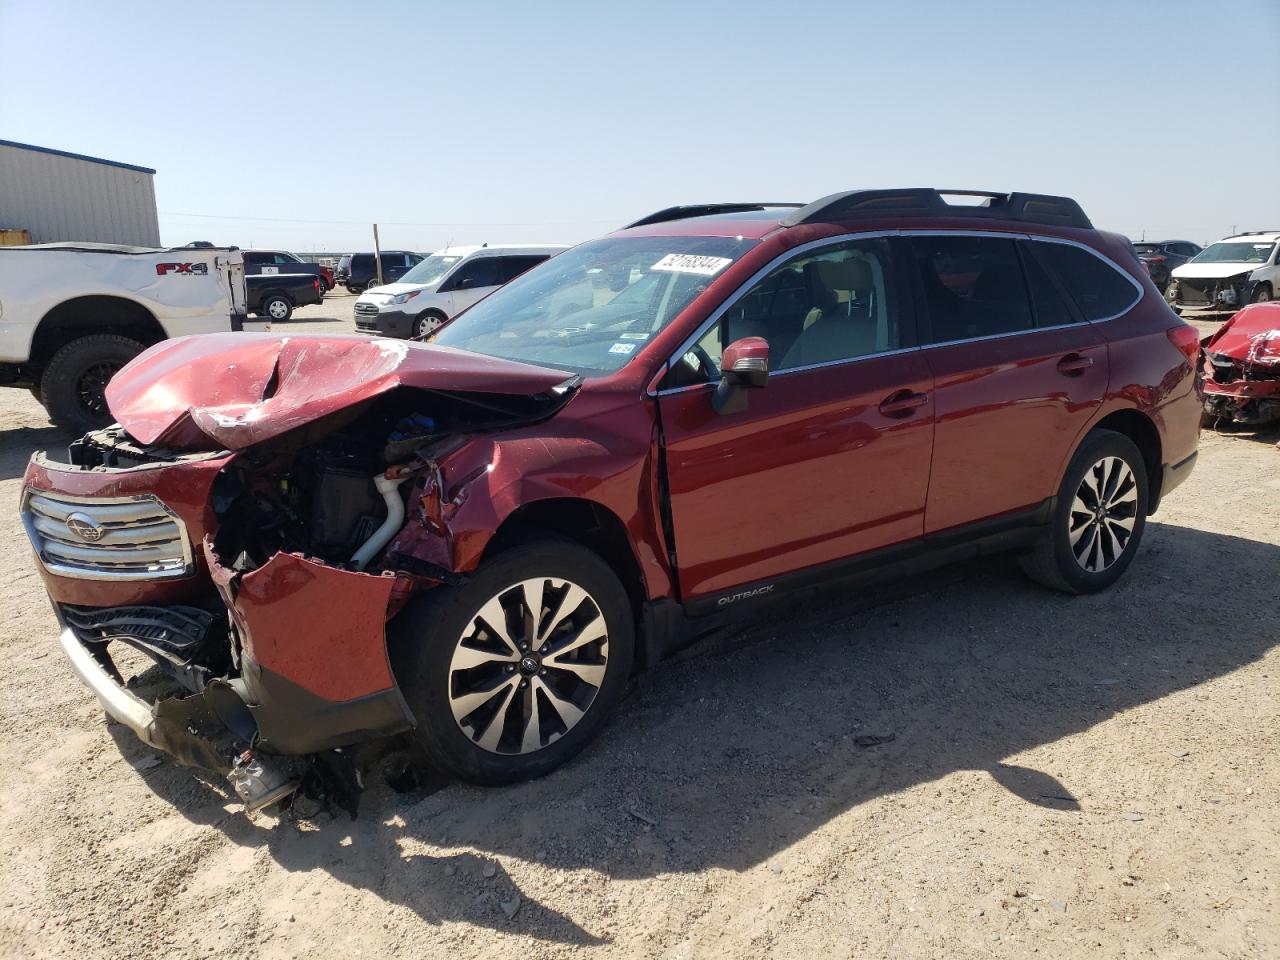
[354,302,380,315]
[22,491,193,580]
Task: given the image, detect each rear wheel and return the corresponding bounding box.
[1019,429,1148,594]
[262,294,293,321]
[389,537,634,784]
[39,334,145,433]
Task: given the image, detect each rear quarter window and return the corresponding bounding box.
[1034,242,1140,321]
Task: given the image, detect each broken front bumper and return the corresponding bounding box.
[58,622,236,772]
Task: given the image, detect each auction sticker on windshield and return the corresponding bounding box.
[651,254,734,276]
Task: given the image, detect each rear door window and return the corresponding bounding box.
[1033,242,1140,320]
[910,236,1034,342]
[1019,242,1079,328]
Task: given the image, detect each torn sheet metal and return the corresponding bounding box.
[106,333,573,450]
[205,540,400,702]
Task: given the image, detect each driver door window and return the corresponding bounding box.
[447,258,504,290]
[666,238,901,388]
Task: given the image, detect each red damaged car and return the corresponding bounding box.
[21,189,1202,814]
[1201,301,1280,426]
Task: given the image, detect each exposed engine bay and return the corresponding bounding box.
[48,380,578,816]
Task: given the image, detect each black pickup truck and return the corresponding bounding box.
[243,250,334,293]
[246,273,322,322]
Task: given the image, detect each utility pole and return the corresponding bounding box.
[372,223,384,287]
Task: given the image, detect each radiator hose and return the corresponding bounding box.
[350,472,408,571]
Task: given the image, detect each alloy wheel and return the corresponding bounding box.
[75,361,119,419]
[267,298,290,319]
[1069,456,1139,572]
[448,577,609,755]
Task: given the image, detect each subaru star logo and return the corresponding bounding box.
[65,512,105,543]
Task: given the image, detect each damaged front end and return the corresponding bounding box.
[1200,302,1280,426]
[1167,272,1258,312]
[23,334,579,815]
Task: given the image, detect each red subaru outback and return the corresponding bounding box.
[22,189,1201,813]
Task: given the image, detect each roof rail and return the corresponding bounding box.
[625,202,804,229]
[779,189,1093,230]
[1228,230,1280,237]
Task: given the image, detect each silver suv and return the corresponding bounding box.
[353,244,568,338]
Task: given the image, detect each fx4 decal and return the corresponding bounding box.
[155,262,209,276]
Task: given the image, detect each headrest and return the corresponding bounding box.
[811,257,874,292]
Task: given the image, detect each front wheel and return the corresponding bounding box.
[1252,283,1273,304]
[1019,429,1148,594]
[389,537,635,784]
[414,311,446,339]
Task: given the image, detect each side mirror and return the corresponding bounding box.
[712,336,769,415]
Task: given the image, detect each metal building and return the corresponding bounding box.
[0,139,160,247]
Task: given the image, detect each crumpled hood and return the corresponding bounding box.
[1205,302,1280,365]
[1171,262,1261,280]
[105,333,574,449]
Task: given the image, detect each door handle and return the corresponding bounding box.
[1056,353,1094,376]
[878,389,929,418]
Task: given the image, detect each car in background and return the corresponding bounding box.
[0,241,246,431]
[1166,232,1279,313]
[353,244,569,338]
[1132,240,1201,292]
[336,251,422,293]
[1200,301,1280,426]
[245,273,322,322]
[243,250,334,294]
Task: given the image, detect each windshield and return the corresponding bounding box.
[430,234,758,374]
[1191,241,1275,264]
[1133,244,1161,255]
[401,254,462,287]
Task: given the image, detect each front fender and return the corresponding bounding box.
[387,429,673,600]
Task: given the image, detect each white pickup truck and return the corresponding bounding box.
[0,243,247,432]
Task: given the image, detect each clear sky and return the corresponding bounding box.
[3,0,1278,253]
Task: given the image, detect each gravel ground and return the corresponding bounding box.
[0,297,1276,959]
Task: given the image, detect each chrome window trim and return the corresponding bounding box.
[20,488,195,582]
[649,227,1143,397]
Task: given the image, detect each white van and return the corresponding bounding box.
[353,244,568,339]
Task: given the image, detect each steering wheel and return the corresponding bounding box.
[685,342,719,381]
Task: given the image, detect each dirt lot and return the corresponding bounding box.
[1,298,1276,959]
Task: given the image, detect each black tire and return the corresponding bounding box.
[414,311,447,339]
[389,537,635,785]
[260,294,293,322]
[1252,282,1273,304]
[39,334,144,433]
[1019,429,1149,594]
[317,278,329,295]
[345,283,360,294]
